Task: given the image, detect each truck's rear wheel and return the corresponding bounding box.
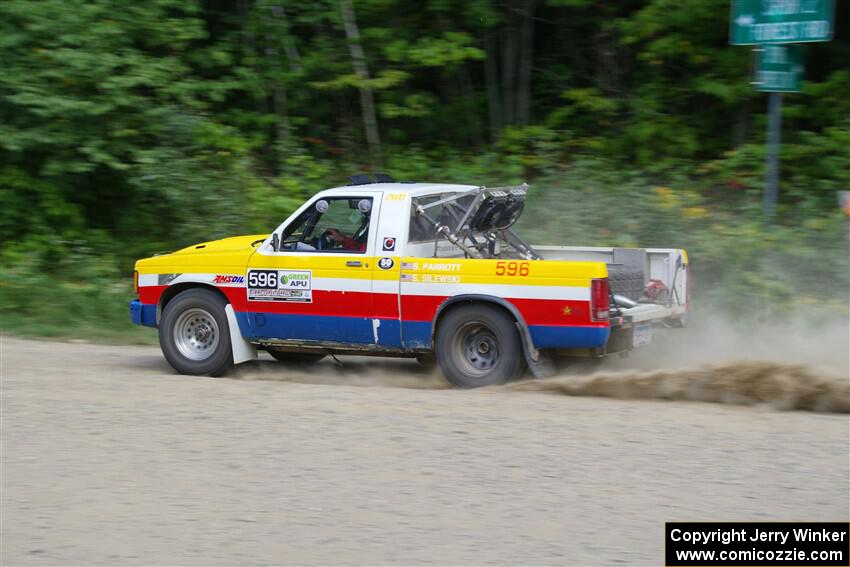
[160,289,233,376]
[266,348,326,364]
[435,304,524,388]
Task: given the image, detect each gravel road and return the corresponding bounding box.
[2,336,848,565]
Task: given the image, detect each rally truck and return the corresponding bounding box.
[130,175,689,388]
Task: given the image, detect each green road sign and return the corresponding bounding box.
[730,0,834,45]
[755,44,804,92]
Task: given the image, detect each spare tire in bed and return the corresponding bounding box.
[606,264,645,301]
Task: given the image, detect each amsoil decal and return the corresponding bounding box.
[382,237,396,251]
[213,275,245,284]
[247,269,312,302]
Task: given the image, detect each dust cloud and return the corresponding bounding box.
[507,361,848,413]
[233,355,450,390]
[510,314,850,414]
[231,314,849,413]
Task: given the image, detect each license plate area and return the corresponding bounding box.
[633,323,652,347]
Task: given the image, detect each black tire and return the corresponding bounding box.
[159,288,234,376]
[435,304,524,388]
[266,349,326,364]
[606,264,645,301]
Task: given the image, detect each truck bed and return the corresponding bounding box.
[535,245,689,326]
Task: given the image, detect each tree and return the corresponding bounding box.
[340,0,382,164]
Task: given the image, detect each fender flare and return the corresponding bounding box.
[431,294,553,378]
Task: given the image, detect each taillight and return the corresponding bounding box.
[591,278,610,322]
[685,263,691,310]
[133,270,139,295]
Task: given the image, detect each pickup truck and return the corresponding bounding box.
[130,176,689,387]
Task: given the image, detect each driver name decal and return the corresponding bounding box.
[247,269,312,302]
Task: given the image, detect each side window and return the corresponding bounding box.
[409,193,474,243]
[280,197,372,253]
[409,196,441,243]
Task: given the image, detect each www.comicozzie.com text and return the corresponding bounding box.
[670,527,848,546]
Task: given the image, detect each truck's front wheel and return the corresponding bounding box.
[435,304,524,388]
[160,289,233,376]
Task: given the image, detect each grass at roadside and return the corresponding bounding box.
[2,313,159,345]
[1,266,159,345]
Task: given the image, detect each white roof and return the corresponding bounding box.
[320,182,479,198]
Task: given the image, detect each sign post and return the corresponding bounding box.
[754,44,804,93]
[755,44,804,218]
[730,0,834,220]
[763,92,782,219]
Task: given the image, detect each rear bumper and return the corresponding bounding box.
[129,299,157,327]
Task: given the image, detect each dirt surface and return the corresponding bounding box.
[2,335,848,565]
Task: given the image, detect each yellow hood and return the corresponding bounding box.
[172,234,268,255]
[136,235,267,273]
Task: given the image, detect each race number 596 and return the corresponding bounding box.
[495,261,529,277]
[248,270,278,288]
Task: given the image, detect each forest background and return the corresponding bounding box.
[1,0,848,341]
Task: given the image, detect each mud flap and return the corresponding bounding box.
[225,304,257,364]
[516,322,557,378]
[526,350,557,378]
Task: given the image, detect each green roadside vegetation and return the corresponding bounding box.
[1,0,848,343]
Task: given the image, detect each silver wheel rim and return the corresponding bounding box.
[453,321,500,377]
[173,308,220,361]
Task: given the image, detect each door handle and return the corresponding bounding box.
[346,260,362,267]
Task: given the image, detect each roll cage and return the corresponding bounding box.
[411,184,541,260]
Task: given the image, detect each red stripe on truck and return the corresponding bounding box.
[139,284,606,328]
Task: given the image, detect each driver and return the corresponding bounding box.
[325,228,366,252]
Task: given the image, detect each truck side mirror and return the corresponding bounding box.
[271,232,279,252]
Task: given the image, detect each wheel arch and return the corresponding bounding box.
[158,283,229,324]
[431,294,543,373]
[158,283,257,365]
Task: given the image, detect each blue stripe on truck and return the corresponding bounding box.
[528,325,610,349]
[401,321,609,350]
[401,321,433,349]
[237,312,403,348]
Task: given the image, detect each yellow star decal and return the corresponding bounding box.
[562,305,572,316]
